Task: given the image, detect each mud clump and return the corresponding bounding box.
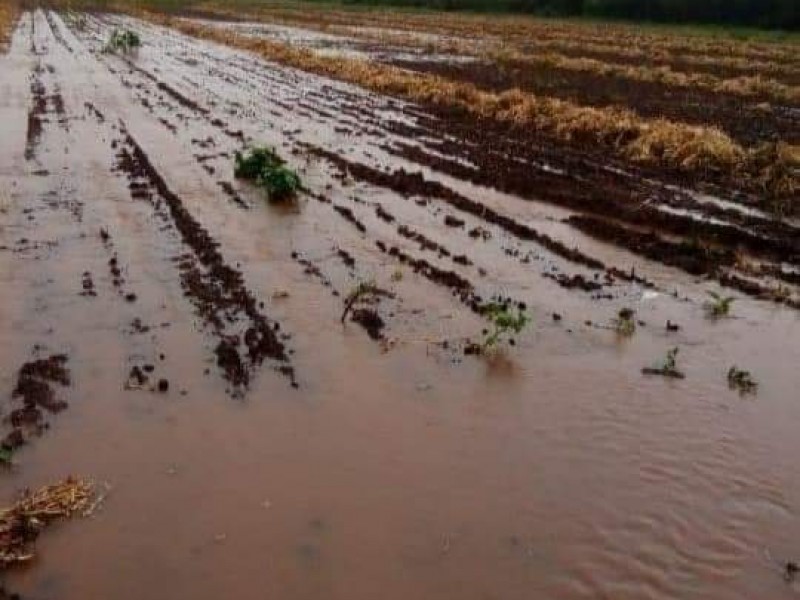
[351,308,385,340]
[333,205,366,233]
[127,365,148,388]
[80,271,96,297]
[2,355,70,454]
[155,80,209,116]
[545,272,603,292]
[217,181,247,208]
[215,339,247,388]
[336,248,356,269]
[24,74,47,162]
[375,205,395,223]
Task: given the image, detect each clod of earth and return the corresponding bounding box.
[727,366,758,394]
[2,355,71,456]
[350,308,386,340]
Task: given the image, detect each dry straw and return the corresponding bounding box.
[1,477,98,566]
[0,0,20,52]
[147,15,798,202]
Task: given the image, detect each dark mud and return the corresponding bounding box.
[568,214,736,277]
[350,308,385,340]
[24,67,47,161]
[380,113,800,306]
[1,12,798,600]
[304,144,606,272]
[386,135,800,267]
[390,58,800,146]
[2,355,70,453]
[113,128,295,390]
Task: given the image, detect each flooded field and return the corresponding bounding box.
[1,6,799,599]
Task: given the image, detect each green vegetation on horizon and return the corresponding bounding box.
[37,0,799,33]
[308,0,798,30]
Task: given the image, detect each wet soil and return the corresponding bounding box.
[390,58,800,146]
[2,355,70,451]
[1,10,799,600]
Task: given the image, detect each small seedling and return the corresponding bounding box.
[642,346,685,379]
[234,147,302,202]
[705,291,735,318]
[727,366,758,394]
[614,308,636,336]
[0,446,13,466]
[481,303,530,352]
[104,29,141,55]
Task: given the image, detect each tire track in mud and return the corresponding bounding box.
[112,126,297,390]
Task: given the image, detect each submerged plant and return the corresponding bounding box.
[0,446,12,466]
[613,308,636,336]
[727,366,758,394]
[341,280,393,323]
[705,291,736,318]
[481,303,530,352]
[234,147,302,202]
[642,346,685,379]
[104,29,141,55]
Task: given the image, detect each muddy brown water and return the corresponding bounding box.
[1,10,799,600]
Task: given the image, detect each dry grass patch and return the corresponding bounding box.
[193,3,800,66]
[0,0,21,53]
[189,5,799,86]
[492,50,800,104]
[1,478,98,566]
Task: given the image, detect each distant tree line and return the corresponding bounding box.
[334,0,799,30]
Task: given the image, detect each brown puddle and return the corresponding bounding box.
[0,10,799,600]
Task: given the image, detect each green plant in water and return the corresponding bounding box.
[613,307,636,336]
[341,280,393,323]
[727,366,758,394]
[104,29,141,54]
[705,291,735,318]
[643,346,685,379]
[234,147,302,202]
[481,303,530,351]
[0,446,13,466]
